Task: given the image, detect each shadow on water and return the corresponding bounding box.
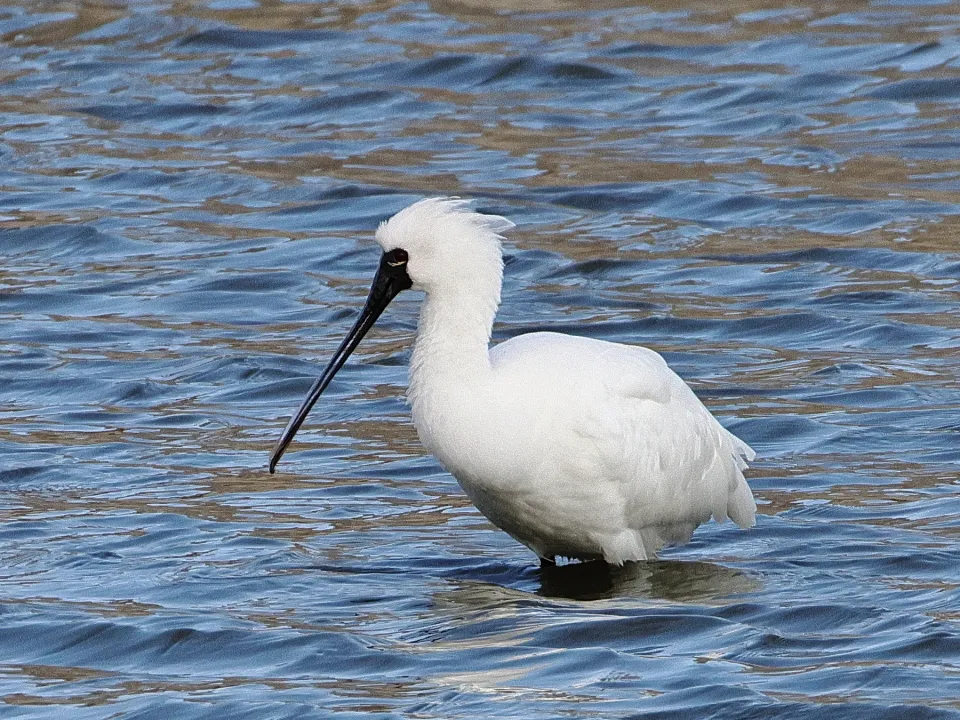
[536,559,760,602]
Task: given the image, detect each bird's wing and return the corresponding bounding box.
[585,342,755,531]
[498,334,755,531]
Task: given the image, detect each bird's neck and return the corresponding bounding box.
[408,287,497,411]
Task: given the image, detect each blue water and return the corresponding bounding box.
[1,1,959,717]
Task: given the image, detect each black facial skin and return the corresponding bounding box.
[269,248,412,473]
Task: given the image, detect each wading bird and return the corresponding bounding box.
[270,198,756,565]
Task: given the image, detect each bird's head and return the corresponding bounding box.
[269,197,513,473]
[374,197,514,295]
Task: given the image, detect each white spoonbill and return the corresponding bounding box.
[270,198,756,566]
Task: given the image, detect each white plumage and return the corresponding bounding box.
[272,197,756,565]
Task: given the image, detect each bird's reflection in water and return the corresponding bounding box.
[536,559,760,602]
[430,558,760,612]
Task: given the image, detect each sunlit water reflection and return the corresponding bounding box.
[0,1,958,717]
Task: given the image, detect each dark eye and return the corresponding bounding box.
[386,248,408,266]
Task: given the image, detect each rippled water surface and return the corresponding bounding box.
[1,0,959,717]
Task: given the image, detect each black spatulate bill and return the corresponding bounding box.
[269,248,412,473]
